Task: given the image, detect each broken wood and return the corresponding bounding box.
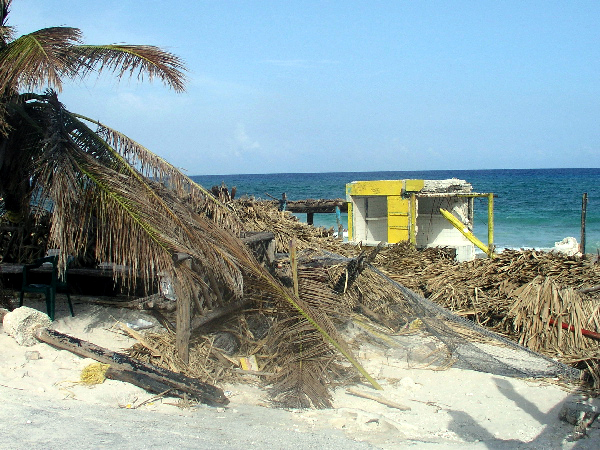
[290,239,299,297]
[278,198,348,214]
[580,284,600,294]
[84,294,177,312]
[34,327,228,406]
[149,308,176,333]
[175,257,192,364]
[346,387,411,411]
[190,297,252,332]
[334,243,384,294]
[120,323,161,357]
[233,368,275,377]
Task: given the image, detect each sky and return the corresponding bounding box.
[8,0,600,175]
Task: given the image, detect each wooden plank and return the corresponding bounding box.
[175,259,192,364]
[0,264,132,277]
[262,199,348,214]
[35,327,228,405]
[190,298,252,331]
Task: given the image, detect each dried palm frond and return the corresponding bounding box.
[1,2,375,406]
[86,117,241,232]
[508,276,600,359]
[229,197,357,256]
[334,265,413,331]
[265,314,342,408]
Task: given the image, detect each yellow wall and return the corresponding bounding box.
[387,196,409,242]
[346,180,405,197]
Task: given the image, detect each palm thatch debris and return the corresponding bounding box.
[371,243,600,391]
[226,195,356,257]
[3,180,600,403]
[153,197,600,395]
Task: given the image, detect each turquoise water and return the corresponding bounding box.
[192,168,600,254]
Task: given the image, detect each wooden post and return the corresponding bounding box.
[173,253,192,364]
[279,193,287,211]
[581,192,588,254]
[409,193,417,246]
[468,197,475,232]
[289,239,299,297]
[306,212,314,225]
[487,193,494,256]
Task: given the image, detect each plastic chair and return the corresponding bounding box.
[19,255,75,321]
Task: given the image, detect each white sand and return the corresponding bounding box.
[1,297,599,449]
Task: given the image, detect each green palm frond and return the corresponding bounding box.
[0,27,82,93]
[70,44,186,92]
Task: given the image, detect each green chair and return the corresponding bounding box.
[19,255,75,321]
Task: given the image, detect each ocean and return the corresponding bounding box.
[191,168,600,254]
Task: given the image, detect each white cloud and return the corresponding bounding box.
[233,123,260,157]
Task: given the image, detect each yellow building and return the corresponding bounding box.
[346,179,494,261]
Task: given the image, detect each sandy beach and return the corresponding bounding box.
[1,297,599,449]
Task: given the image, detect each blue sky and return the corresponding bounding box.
[9,0,600,175]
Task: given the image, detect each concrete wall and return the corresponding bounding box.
[351,196,388,244]
[416,196,475,261]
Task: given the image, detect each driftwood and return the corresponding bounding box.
[35,327,228,406]
[346,387,411,411]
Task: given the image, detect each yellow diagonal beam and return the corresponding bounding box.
[440,208,494,258]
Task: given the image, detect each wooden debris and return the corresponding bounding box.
[120,323,162,357]
[35,327,228,406]
[346,387,411,411]
[333,243,384,294]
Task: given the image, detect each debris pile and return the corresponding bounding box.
[2,190,600,407]
[123,196,600,398]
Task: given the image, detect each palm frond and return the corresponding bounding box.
[69,44,186,92]
[0,1,11,27]
[0,25,13,45]
[2,89,379,398]
[73,113,242,231]
[13,95,240,295]
[0,27,82,93]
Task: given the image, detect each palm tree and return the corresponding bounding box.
[0,0,379,406]
[0,0,185,221]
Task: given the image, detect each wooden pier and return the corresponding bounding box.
[269,198,348,225]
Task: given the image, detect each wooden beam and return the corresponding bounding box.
[35,327,228,405]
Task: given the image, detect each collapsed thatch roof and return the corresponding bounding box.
[126,194,600,402]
